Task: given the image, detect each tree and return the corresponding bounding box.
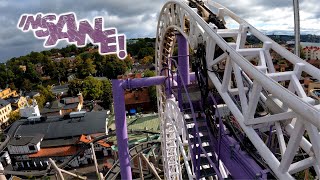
[25,63,41,83]
[22,79,33,92]
[35,85,55,108]
[75,57,97,78]
[101,80,113,109]
[141,56,154,65]
[82,76,103,100]
[144,70,157,111]
[68,79,83,97]
[124,55,134,70]
[68,77,113,109]
[137,47,155,59]
[104,55,127,79]
[8,111,20,125]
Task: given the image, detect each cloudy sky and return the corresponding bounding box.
[0,0,319,62]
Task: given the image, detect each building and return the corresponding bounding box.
[303,46,320,60]
[125,88,151,112]
[117,73,152,112]
[51,84,69,96]
[0,88,18,99]
[0,99,12,125]
[19,100,40,118]
[6,111,109,170]
[24,91,40,99]
[41,94,83,116]
[6,96,28,112]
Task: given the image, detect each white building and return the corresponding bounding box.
[19,100,40,118]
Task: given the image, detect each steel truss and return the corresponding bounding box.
[156,0,320,179]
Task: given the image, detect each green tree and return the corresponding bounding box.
[144,70,157,111]
[8,111,21,125]
[82,76,103,100]
[137,47,155,59]
[22,79,33,92]
[68,78,113,109]
[101,80,113,109]
[75,57,97,78]
[68,79,83,97]
[124,56,134,70]
[104,55,127,79]
[35,85,55,108]
[25,63,41,83]
[141,55,154,65]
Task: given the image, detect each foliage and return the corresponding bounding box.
[141,56,154,65]
[68,77,113,108]
[137,47,155,60]
[104,55,127,79]
[143,70,157,111]
[34,85,55,109]
[75,57,97,78]
[101,80,113,109]
[82,76,103,100]
[127,38,155,57]
[8,111,20,124]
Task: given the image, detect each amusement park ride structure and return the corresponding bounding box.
[112,0,320,179]
[1,0,320,179]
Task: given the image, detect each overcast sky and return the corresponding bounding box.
[0,0,319,62]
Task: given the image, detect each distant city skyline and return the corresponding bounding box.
[0,0,319,62]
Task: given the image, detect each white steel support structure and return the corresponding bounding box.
[156,0,320,179]
[162,98,194,180]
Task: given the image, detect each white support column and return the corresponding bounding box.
[232,62,248,113]
[279,120,305,173]
[49,158,64,180]
[288,157,315,174]
[245,81,262,121]
[221,56,232,92]
[275,122,287,156]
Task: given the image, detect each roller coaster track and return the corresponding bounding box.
[156,0,320,179]
[104,140,161,180]
[0,130,159,177]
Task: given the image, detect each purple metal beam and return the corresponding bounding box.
[112,76,168,179]
[173,72,195,82]
[121,76,166,89]
[112,79,131,180]
[177,34,190,85]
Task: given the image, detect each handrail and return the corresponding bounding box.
[170,57,222,179]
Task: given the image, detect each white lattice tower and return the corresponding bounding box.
[156,0,320,179]
[162,98,194,180]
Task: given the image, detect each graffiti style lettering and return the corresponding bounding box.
[17,12,127,59]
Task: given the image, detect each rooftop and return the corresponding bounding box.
[13,111,108,140]
[29,145,79,158]
[8,134,44,146]
[0,99,10,108]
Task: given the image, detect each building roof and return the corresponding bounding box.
[8,134,44,146]
[40,137,79,148]
[29,145,78,158]
[79,134,111,148]
[62,97,79,105]
[25,91,40,98]
[62,103,78,110]
[49,100,64,109]
[125,88,150,105]
[0,99,10,108]
[13,111,107,140]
